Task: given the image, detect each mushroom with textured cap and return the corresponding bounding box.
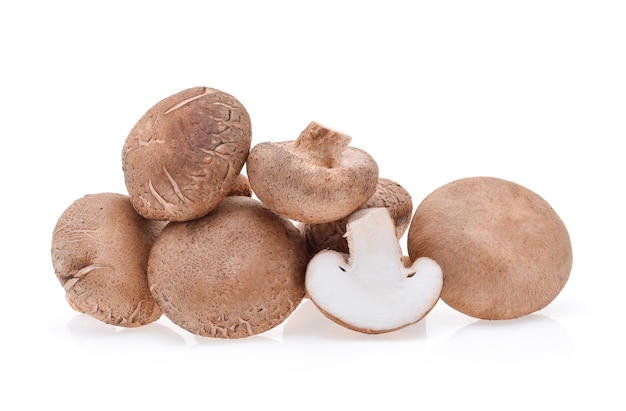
[302,177,413,255]
[246,121,379,223]
[305,207,443,334]
[407,176,572,320]
[147,196,309,338]
[122,86,252,222]
[51,193,165,327]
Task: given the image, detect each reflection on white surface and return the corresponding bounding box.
[38,285,590,411]
[64,298,572,357]
[434,314,573,364]
[67,313,187,346]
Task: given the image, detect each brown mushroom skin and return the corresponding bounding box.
[147,196,309,338]
[122,86,252,222]
[246,122,379,224]
[51,193,165,327]
[303,178,413,255]
[407,177,572,320]
[227,173,253,197]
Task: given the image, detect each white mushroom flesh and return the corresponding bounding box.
[305,207,443,332]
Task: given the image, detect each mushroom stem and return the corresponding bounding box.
[345,208,409,286]
[291,121,351,168]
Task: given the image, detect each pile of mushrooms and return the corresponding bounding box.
[51,86,573,338]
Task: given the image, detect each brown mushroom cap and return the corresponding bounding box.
[303,177,413,255]
[407,176,572,320]
[122,86,252,222]
[246,122,379,223]
[51,193,165,327]
[227,173,253,197]
[147,196,309,338]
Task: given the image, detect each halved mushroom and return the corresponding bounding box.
[305,207,443,334]
[246,121,379,223]
[51,193,165,327]
[122,86,252,222]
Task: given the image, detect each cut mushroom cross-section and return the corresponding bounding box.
[305,207,443,334]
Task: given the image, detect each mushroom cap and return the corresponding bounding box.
[303,177,413,255]
[122,86,252,222]
[227,173,253,197]
[246,123,379,223]
[147,196,308,338]
[407,176,572,320]
[51,193,164,327]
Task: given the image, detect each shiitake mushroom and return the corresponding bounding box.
[246,121,379,224]
[122,86,252,222]
[147,196,309,338]
[407,176,572,320]
[51,193,165,326]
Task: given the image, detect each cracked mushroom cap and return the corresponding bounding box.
[302,177,413,255]
[147,196,309,338]
[122,86,252,222]
[407,176,572,320]
[51,193,165,327]
[247,121,379,223]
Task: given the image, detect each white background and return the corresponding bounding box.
[2,1,624,409]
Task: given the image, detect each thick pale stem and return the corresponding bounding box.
[345,208,406,286]
[291,121,351,168]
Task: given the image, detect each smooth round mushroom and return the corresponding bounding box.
[147,196,309,338]
[122,86,252,222]
[51,193,165,327]
[302,177,413,255]
[246,121,379,223]
[407,176,572,320]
